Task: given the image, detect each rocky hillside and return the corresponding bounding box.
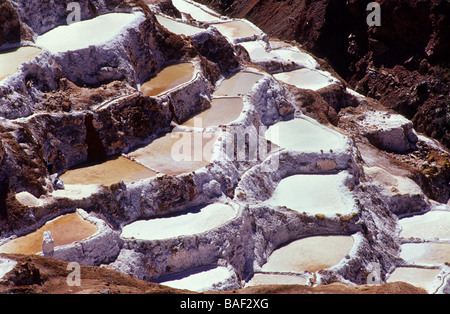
[197,0,450,150]
[0,0,449,295]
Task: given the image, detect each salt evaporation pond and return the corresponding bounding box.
[156,266,235,292]
[127,131,219,175]
[121,203,235,240]
[400,243,450,265]
[399,211,450,240]
[268,40,293,50]
[274,68,339,91]
[271,47,319,69]
[246,273,307,287]
[261,236,354,273]
[0,47,42,81]
[213,20,261,39]
[155,15,204,36]
[387,267,441,293]
[239,41,319,69]
[60,156,157,186]
[182,97,244,127]
[267,173,353,216]
[239,41,274,61]
[265,118,347,153]
[172,0,222,22]
[0,213,98,255]
[141,62,195,97]
[35,13,137,53]
[213,71,263,97]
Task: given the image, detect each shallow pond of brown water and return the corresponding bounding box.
[0,213,98,255]
[182,97,244,128]
[60,156,157,186]
[0,47,42,82]
[141,62,195,97]
[213,71,263,97]
[213,20,260,39]
[128,131,220,176]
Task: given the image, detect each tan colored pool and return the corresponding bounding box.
[261,236,354,273]
[387,267,441,293]
[141,62,195,97]
[246,273,307,287]
[182,97,244,127]
[213,71,263,97]
[0,212,98,255]
[128,131,220,175]
[60,156,157,186]
[155,15,204,36]
[0,46,42,82]
[213,20,260,39]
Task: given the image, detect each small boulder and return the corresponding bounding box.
[42,231,54,256]
[364,166,430,215]
[357,111,418,153]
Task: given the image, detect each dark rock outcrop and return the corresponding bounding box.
[0,0,22,46]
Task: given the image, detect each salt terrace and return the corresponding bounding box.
[0,0,449,294]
